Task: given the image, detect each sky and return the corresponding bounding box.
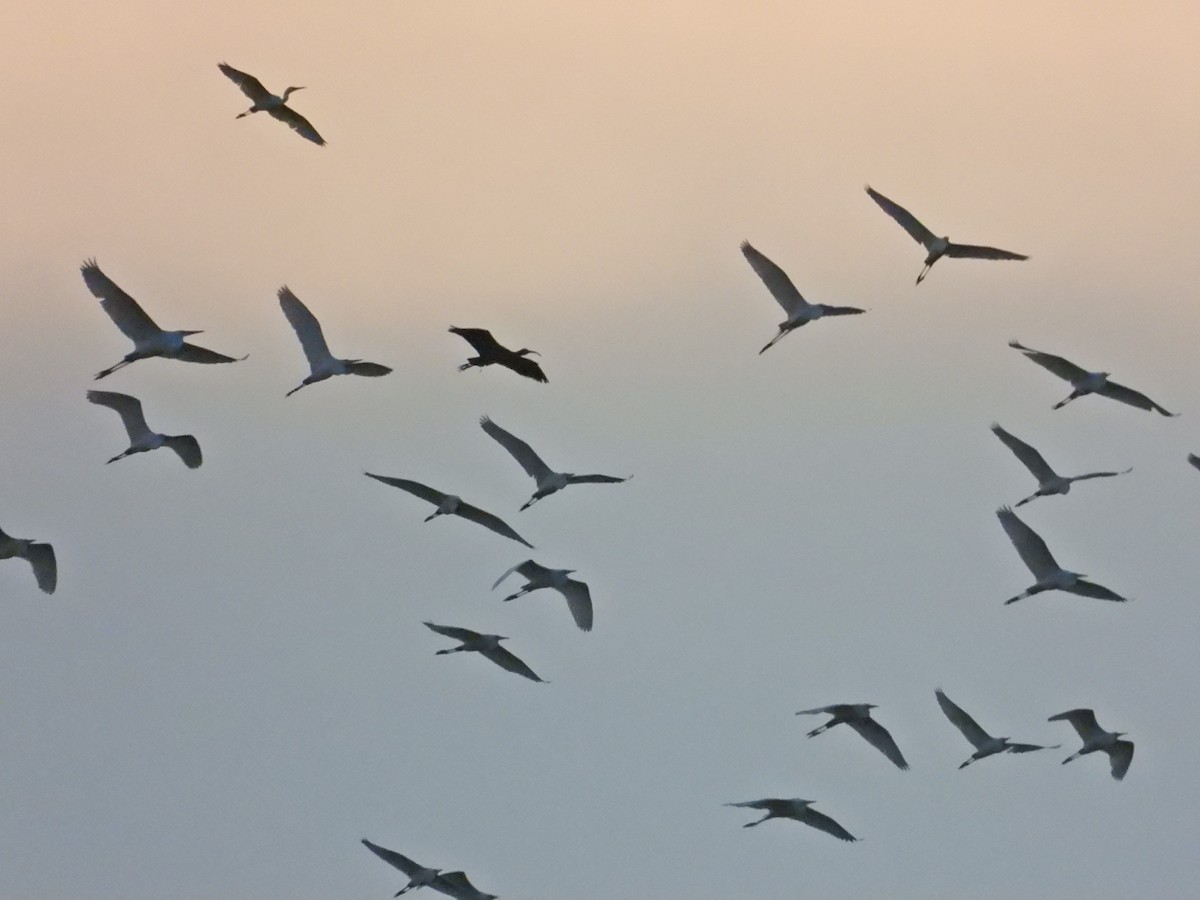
[2,1,1200,897]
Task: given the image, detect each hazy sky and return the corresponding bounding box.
[3,2,1200,897]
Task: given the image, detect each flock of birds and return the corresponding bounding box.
[1,59,1184,897]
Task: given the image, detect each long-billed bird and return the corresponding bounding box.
[865,186,1028,284]
[449,327,547,383]
[1009,340,1177,415]
[1048,709,1134,780]
[479,416,628,510]
[87,391,202,468]
[80,260,246,380]
[991,423,1130,506]
[277,286,391,396]
[725,799,857,842]
[218,62,325,145]
[364,473,533,548]
[0,526,56,594]
[795,703,908,770]
[361,839,498,898]
[935,688,1059,768]
[424,622,546,682]
[996,506,1129,605]
[740,241,865,353]
[492,559,592,632]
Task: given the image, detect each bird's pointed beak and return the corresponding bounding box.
[182,330,204,336]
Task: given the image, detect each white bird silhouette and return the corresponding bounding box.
[740,241,865,353]
[492,559,592,632]
[364,473,533,548]
[865,186,1028,284]
[449,327,547,383]
[935,689,1059,768]
[424,622,546,682]
[277,286,392,396]
[0,525,56,594]
[991,423,1130,506]
[996,506,1129,605]
[361,839,498,898]
[795,703,908,770]
[1048,709,1134,780]
[725,798,857,842]
[218,62,325,145]
[1009,340,1177,415]
[87,390,202,468]
[80,260,246,380]
[479,416,628,511]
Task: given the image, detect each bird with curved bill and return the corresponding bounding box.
[449,327,547,382]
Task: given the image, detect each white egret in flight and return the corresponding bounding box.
[1048,709,1134,780]
[865,186,1028,284]
[448,327,547,383]
[424,622,546,683]
[795,703,908,770]
[277,287,392,396]
[364,473,533,548]
[492,559,592,632]
[935,688,1059,769]
[361,839,499,898]
[87,391,202,468]
[1009,340,1177,415]
[740,241,865,353]
[725,798,858,842]
[80,260,246,380]
[479,416,628,510]
[991,423,1130,506]
[218,63,325,145]
[0,526,56,594]
[996,506,1129,605]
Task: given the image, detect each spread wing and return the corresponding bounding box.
[218,63,271,103]
[360,838,427,877]
[480,644,546,682]
[80,259,160,341]
[566,473,629,485]
[278,286,332,368]
[1048,708,1101,740]
[424,621,481,644]
[559,578,593,631]
[26,542,57,594]
[725,798,786,813]
[1189,453,1200,471]
[944,242,1027,261]
[453,501,535,548]
[432,870,494,900]
[1066,579,1129,603]
[87,390,151,441]
[364,473,446,507]
[865,186,937,248]
[991,423,1056,482]
[504,354,548,383]
[268,105,326,146]
[935,689,992,750]
[847,717,908,770]
[164,435,203,469]
[1097,380,1177,416]
[996,506,1060,579]
[1107,740,1134,780]
[797,806,858,842]
[491,559,543,590]
[175,343,245,365]
[1008,340,1089,383]
[741,241,808,316]
[480,416,552,481]
[449,327,502,355]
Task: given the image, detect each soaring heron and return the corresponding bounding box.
[80,260,246,380]
[996,506,1130,605]
[361,839,498,898]
[277,287,391,396]
[740,241,865,353]
[1048,709,1134,780]
[865,186,1028,284]
[935,689,1059,768]
[424,622,546,682]
[448,327,547,383]
[479,416,628,510]
[0,526,56,594]
[218,62,325,145]
[1009,340,1177,415]
[795,703,909,770]
[87,390,202,468]
[725,798,857,842]
[991,423,1130,506]
[364,473,533,548]
[492,559,592,632]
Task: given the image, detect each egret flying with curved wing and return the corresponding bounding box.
[865,186,1028,284]
[424,622,546,682]
[218,62,325,145]
[0,525,56,594]
[796,703,908,770]
[996,506,1129,605]
[725,798,857,842]
[449,327,547,383]
[80,260,246,380]
[365,473,533,548]
[492,559,592,631]
[740,241,865,353]
[935,688,1058,768]
[1009,340,1177,415]
[991,423,1130,506]
[277,287,391,396]
[479,416,628,510]
[87,390,202,468]
[1048,708,1134,781]
[360,839,442,895]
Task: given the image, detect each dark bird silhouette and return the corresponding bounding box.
[795,703,908,770]
[424,622,546,682]
[0,525,56,594]
[725,798,858,842]
[449,327,547,382]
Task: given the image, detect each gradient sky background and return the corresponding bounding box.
[3,2,1200,897]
